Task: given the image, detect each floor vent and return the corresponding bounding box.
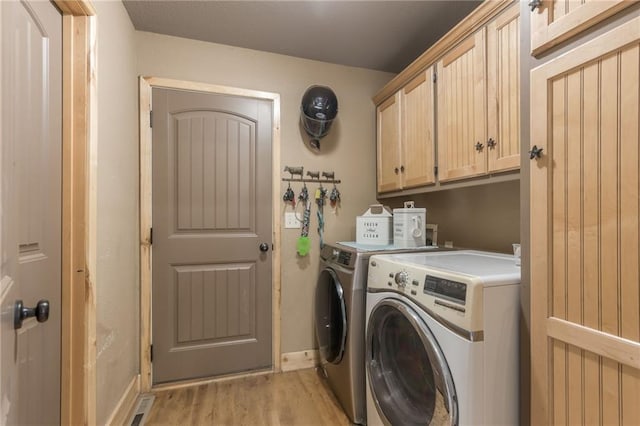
[128,394,155,426]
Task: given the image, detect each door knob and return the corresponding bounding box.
[14,299,49,330]
[259,243,270,252]
[529,0,542,11]
[529,145,544,159]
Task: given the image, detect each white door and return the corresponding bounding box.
[1,1,62,423]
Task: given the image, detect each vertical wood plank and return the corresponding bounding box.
[227,122,239,229]
[238,268,251,336]
[461,54,468,170]
[191,271,204,340]
[238,123,251,228]
[215,269,228,338]
[203,117,216,229]
[215,119,227,228]
[178,271,191,342]
[203,270,216,339]
[619,44,640,425]
[581,61,601,425]
[139,76,153,392]
[228,268,240,337]
[599,52,620,425]
[509,18,519,158]
[191,118,204,229]
[565,70,583,425]
[474,30,486,173]
[551,76,568,425]
[451,57,459,170]
[177,118,191,229]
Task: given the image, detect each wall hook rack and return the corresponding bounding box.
[281,166,341,184]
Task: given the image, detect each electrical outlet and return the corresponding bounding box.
[284,212,301,229]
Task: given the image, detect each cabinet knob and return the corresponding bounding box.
[529,145,544,159]
[487,138,497,149]
[394,167,399,174]
[475,141,484,152]
[400,165,405,173]
[528,0,542,11]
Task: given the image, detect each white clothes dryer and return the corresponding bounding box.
[365,250,520,426]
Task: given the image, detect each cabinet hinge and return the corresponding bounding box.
[149,227,153,245]
[150,344,153,362]
[432,72,437,83]
[149,110,153,128]
[434,166,438,176]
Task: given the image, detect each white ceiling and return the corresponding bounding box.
[122,1,482,73]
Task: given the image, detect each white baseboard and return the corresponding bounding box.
[105,374,140,426]
[280,349,320,372]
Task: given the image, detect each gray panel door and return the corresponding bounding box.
[0,0,62,423]
[152,87,273,383]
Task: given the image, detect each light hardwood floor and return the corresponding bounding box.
[145,368,352,425]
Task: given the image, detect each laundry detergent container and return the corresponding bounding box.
[393,201,426,248]
[356,204,393,245]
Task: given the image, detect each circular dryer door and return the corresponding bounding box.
[315,268,347,364]
[367,300,457,426]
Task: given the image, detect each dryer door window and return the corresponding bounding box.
[367,300,457,426]
[315,268,347,364]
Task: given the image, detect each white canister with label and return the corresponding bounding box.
[393,201,426,248]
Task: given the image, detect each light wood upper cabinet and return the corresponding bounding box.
[377,69,436,193]
[437,3,520,183]
[376,93,402,192]
[487,4,520,173]
[401,69,436,189]
[530,0,634,55]
[530,16,640,426]
[436,29,487,182]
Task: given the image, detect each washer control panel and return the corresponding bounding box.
[368,255,483,332]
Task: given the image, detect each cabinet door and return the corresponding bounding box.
[530,0,634,55]
[376,93,402,193]
[401,68,436,189]
[436,29,487,182]
[487,4,520,173]
[530,17,640,426]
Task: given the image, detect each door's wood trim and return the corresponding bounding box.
[139,77,153,392]
[139,77,282,391]
[104,375,140,426]
[280,350,320,372]
[55,1,96,425]
[55,0,95,16]
[547,318,640,370]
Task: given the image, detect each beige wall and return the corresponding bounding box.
[94,1,140,424]
[384,180,520,254]
[135,32,394,353]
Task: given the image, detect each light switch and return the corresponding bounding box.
[284,212,301,229]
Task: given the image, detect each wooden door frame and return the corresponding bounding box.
[138,77,282,391]
[52,1,96,425]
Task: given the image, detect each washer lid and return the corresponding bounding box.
[380,250,520,286]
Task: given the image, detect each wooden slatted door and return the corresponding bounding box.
[401,68,436,189]
[152,87,273,384]
[436,28,487,182]
[376,93,402,192]
[487,3,520,173]
[530,16,640,426]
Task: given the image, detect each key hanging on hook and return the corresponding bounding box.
[283,182,295,207]
[329,184,341,208]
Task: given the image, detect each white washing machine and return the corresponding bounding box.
[365,250,520,426]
